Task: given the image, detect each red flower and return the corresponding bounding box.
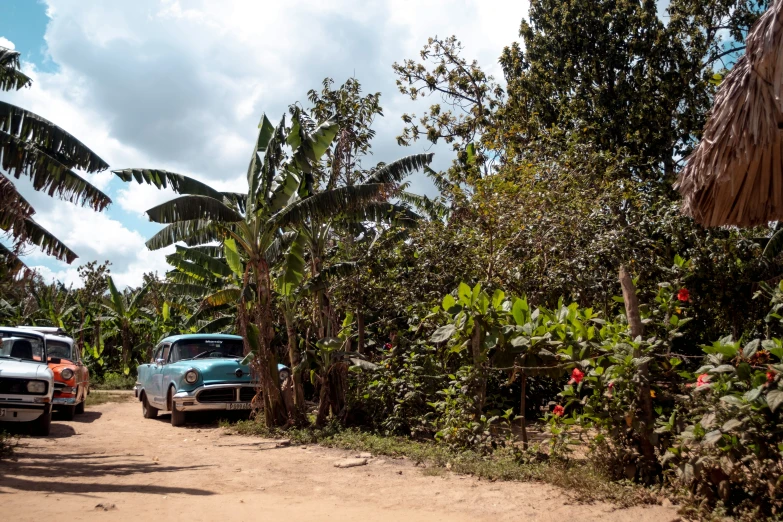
[768,371,776,384]
[553,405,565,417]
[383,343,392,350]
[569,368,585,385]
[677,288,690,302]
[608,381,614,389]
[696,374,709,387]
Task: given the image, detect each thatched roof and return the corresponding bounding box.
[677,0,783,227]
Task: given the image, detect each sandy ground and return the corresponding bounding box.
[0,400,683,522]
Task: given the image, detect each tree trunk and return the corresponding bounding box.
[619,265,657,477]
[519,371,528,450]
[284,310,307,425]
[357,310,365,355]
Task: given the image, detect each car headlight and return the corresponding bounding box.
[60,368,74,380]
[278,370,290,383]
[184,370,199,384]
[26,380,47,394]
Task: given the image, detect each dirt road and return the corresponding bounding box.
[0,401,681,522]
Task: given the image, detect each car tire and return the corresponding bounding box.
[31,404,52,436]
[142,394,158,419]
[170,399,186,427]
[61,404,76,421]
[75,396,85,415]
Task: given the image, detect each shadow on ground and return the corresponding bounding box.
[0,452,215,496]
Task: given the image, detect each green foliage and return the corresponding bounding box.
[92,372,136,390]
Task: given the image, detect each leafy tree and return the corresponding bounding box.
[101,276,152,371]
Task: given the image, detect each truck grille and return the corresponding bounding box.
[0,378,47,395]
[239,387,256,401]
[197,388,237,403]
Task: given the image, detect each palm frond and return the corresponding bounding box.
[0,242,26,275]
[269,169,302,213]
[112,168,224,199]
[0,130,111,211]
[204,287,242,307]
[363,153,434,185]
[269,183,391,229]
[763,223,783,258]
[276,232,307,296]
[246,114,276,209]
[197,316,234,333]
[146,195,243,224]
[160,283,211,299]
[0,101,108,173]
[3,216,77,263]
[165,257,219,283]
[265,231,297,266]
[423,165,457,195]
[106,276,126,316]
[260,115,288,205]
[340,201,421,227]
[169,246,232,278]
[396,191,449,221]
[0,48,32,91]
[146,219,224,250]
[129,281,152,310]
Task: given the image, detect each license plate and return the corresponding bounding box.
[227,402,251,410]
[0,409,5,417]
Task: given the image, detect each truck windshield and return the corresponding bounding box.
[170,339,244,362]
[47,340,73,361]
[0,331,46,362]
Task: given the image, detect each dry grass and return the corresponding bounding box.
[86,392,134,407]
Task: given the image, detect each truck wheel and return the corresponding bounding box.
[60,405,76,421]
[32,405,52,436]
[170,392,186,427]
[142,394,158,419]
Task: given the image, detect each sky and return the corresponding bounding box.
[0,0,529,289]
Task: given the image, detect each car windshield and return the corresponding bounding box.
[0,331,46,362]
[170,339,244,362]
[47,340,73,361]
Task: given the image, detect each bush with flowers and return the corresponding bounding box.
[662,282,783,519]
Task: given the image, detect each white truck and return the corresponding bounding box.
[0,327,55,435]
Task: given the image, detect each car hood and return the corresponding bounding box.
[0,358,54,382]
[185,358,252,384]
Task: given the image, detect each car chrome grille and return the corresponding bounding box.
[238,387,256,402]
[197,388,237,403]
[0,377,46,395]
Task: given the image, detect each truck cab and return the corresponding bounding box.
[0,327,55,435]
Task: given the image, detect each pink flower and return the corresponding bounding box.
[696,374,709,387]
[568,368,585,385]
[553,405,565,417]
[677,288,690,302]
[768,371,776,384]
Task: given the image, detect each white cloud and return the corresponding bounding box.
[0,37,15,50]
[4,0,529,287]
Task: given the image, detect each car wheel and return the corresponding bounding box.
[142,394,158,419]
[60,405,76,421]
[31,404,52,436]
[170,399,186,427]
[75,395,85,415]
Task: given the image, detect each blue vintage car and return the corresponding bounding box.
[134,333,289,426]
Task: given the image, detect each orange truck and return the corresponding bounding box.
[20,327,89,419]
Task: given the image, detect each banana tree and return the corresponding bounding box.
[0,46,111,266]
[113,108,400,427]
[101,276,152,370]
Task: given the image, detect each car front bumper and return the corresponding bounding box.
[172,383,256,412]
[0,402,48,422]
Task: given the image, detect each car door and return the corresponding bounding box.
[150,343,170,407]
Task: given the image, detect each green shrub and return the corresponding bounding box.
[92,371,136,390]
